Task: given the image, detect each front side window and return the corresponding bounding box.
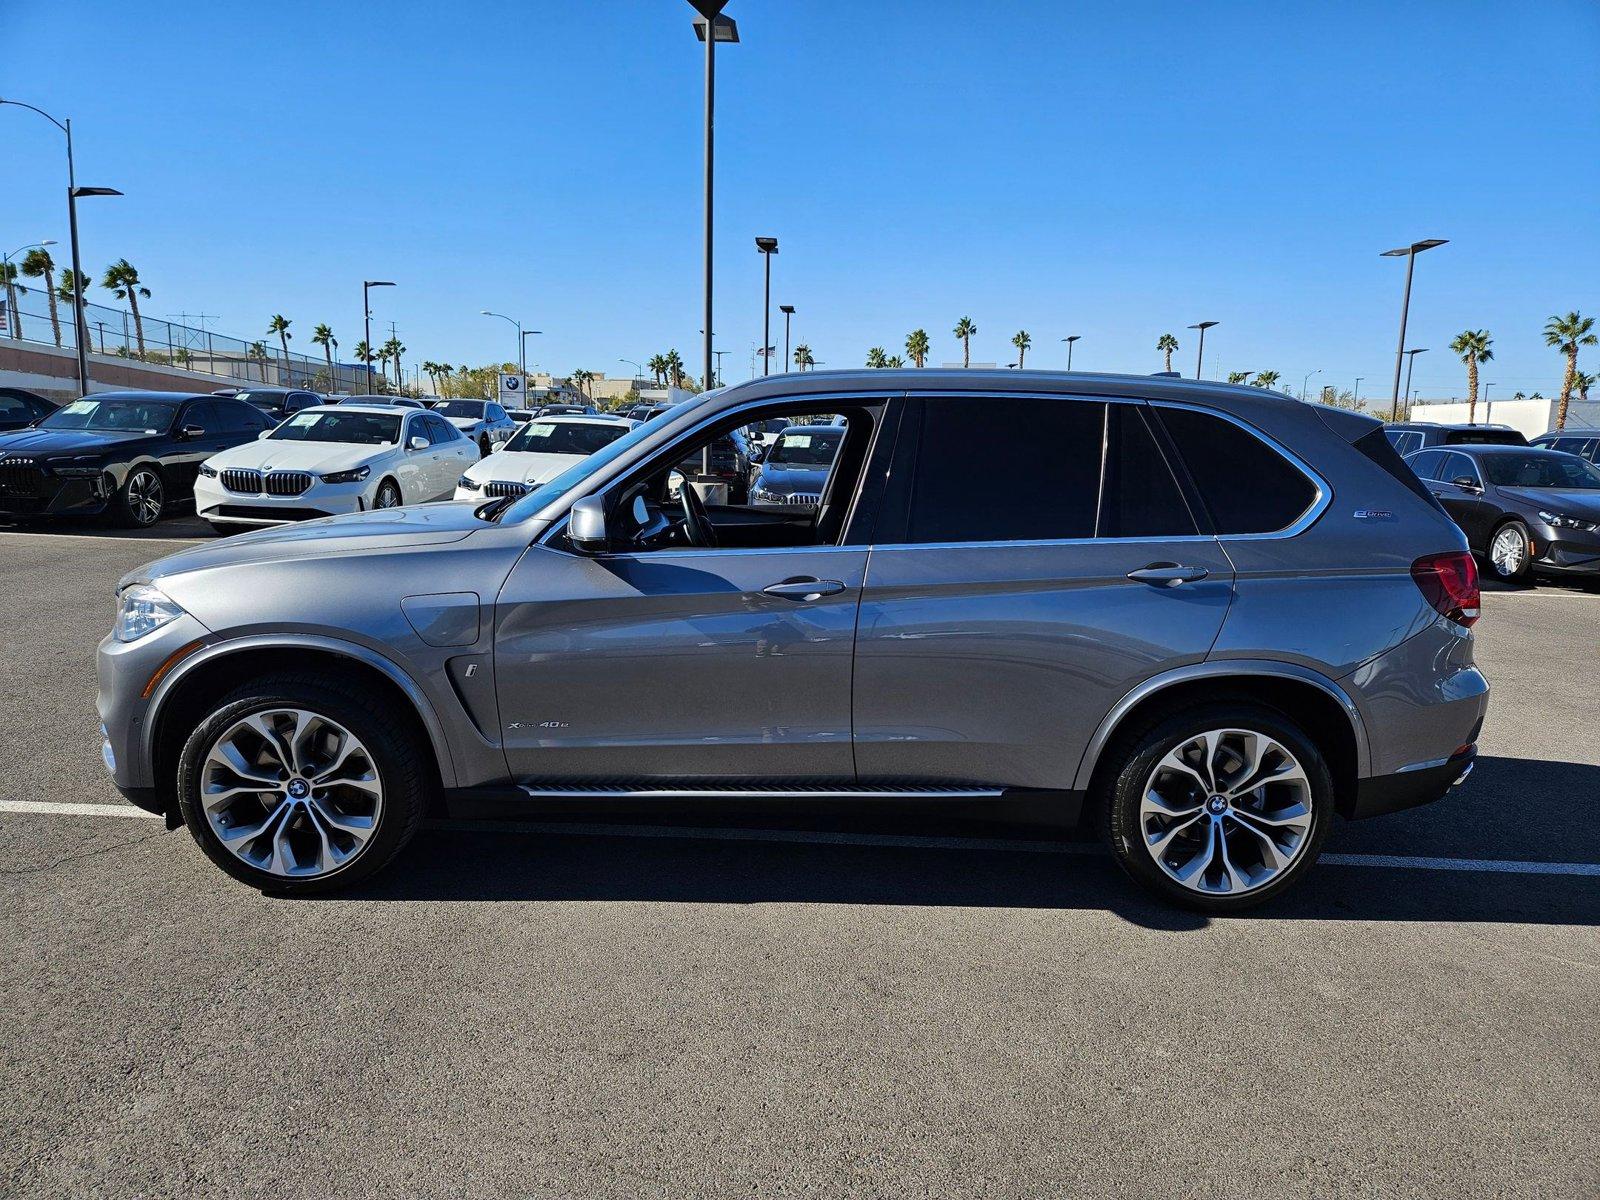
[42,397,178,433]
[1441,453,1482,487]
[270,411,400,445]
[1155,407,1320,535]
[425,415,464,442]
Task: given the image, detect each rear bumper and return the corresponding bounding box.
[1345,746,1476,820]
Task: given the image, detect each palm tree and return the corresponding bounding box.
[57,269,90,340]
[953,317,976,368]
[1448,329,1494,423]
[101,259,150,359]
[1544,312,1597,430]
[1572,370,1594,404]
[1226,370,1251,384]
[865,346,888,368]
[570,368,593,399]
[665,349,685,388]
[380,336,405,390]
[884,354,905,368]
[247,340,270,383]
[267,315,292,376]
[905,328,930,368]
[648,354,667,387]
[0,261,24,339]
[311,323,336,387]
[20,248,59,345]
[1252,370,1281,389]
[1011,330,1032,369]
[1157,333,1179,372]
[793,343,815,371]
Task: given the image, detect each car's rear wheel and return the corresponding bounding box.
[1486,519,1533,583]
[373,478,402,508]
[478,436,491,457]
[1101,704,1333,911]
[114,465,165,528]
[175,675,428,893]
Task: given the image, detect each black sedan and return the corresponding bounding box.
[0,387,58,433]
[0,391,274,527]
[1404,444,1600,582]
[232,387,324,423]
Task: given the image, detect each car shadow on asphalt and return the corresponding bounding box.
[0,513,213,540]
[326,755,1600,930]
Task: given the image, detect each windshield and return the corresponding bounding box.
[270,410,401,445]
[40,397,177,434]
[1483,453,1600,489]
[430,400,485,418]
[495,418,660,521]
[505,420,631,456]
[768,429,841,465]
[234,391,284,409]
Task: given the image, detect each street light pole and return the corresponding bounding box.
[1301,368,1321,401]
[755,236,778,376]
[1188,320,1218,379]
[363,280,394,392]
[1381,238,1447,420]
[1402,348,1427,416]
[1354,377,1363,408]
[1061,334,1080,370]
[692,4,739,393]
[779,304,794,376]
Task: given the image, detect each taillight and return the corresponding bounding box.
[1411,551,1480,627]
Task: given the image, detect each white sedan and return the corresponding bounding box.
[426,399,517,456]
[454,414,636,501]
[194,404,479,532]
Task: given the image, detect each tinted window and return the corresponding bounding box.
[41,397,180,432]
[506,420,632,456]
[487,404,507,421]
[1481,452,1600,489]
[431,401,485,419]
[902,398,1107,543]
[1157,407,1319,534]
[210,399,259,433]
[1440,453,1481,487]
[1386,430,1424,456]
[427,415,463,442]
[1098,405,1197,538]
[1443,428,1527,446]
[0,395,30,418]
[768,428,843,466]
[1406,449,1447,480]
[185,401,222,432]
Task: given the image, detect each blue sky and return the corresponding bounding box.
[4,0,1597,399]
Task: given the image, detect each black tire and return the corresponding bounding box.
[1484,518,1533,583]
[478,436,491,458]
[1100,702,1334,913]
[175,673,429,894]
[373,477,402,509]
[113,464,166,528]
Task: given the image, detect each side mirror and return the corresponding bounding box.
[1450,476,1479,490]
[257,429,272,439]
[181,424,206,439]
[409,435,429,451]
[568,494,610,554]
[749,446,766,463]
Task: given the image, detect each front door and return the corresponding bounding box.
[852,394,1235,791]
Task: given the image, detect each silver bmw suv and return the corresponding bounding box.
[97,371,1488,910]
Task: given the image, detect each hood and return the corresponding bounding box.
[0,427,158,458]
[122,504,484,590]
[204,438,393,474]
[755,461,831,490]
[1501,487,1600,517]
[463,449,581,486]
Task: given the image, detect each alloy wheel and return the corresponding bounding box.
[127,470,164,525]
[1138,728,1315,896]
[199,708,383,878]
[374,481,401,508]
[1490,526,1526,577]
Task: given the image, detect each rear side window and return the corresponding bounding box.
[1386,429,1423,456]
[1156,407,1319,535]
[899,397,1195,543]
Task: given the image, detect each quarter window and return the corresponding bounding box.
[1156,407,1320,535]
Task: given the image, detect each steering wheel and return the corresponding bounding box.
[678,478,720,548]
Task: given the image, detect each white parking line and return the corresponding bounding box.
[7,800,1598,878]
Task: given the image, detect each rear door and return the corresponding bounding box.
[852,394,1234,791]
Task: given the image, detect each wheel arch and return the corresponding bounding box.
[1073,661,1370,817]
[145,636,458,810]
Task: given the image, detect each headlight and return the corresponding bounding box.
[114,584,186,643]
[1537,509,1600,532]
[458,475,482,490]
[50,457,105,478]
[320,465,371,484]
[197,463,219,478]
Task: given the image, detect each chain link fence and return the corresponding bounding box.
[0,290,371,392]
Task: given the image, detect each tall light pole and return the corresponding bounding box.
[778,304,794,375]
[363,280,394,392]
[1188,320,1218,379]
[1382,238,1447,420]
[480,310,541,401]
[619,357,644,387]
[1402,348,1428,415]
[1301,368,1321,401]
[1353,376,1363,408]
[692,3,739,393]
[1061,334,1080,370]
[1,239,55,339]
[1,99,122,397]
[754,236,778,376]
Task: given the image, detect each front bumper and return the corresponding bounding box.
[1531,528,1600,574]
[194,476,370,526]
[96,611,213,798]
[0,469,115,517]
[1347,745,1477,820]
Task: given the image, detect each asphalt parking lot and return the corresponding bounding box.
[1,519,1596,1198]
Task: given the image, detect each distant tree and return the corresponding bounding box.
[1544,312,1597,430]
[101,259,151,359]
[1448,329,1494,424]
[1571,370,1594,404]
[56,269,91,342]
[793,343,815,371]
[905,328,930,368]
[311,323,336,387]
[1157,332,1179,372]
[0,261,23,339]
[647,353,667,387]
[1252,370,1281,389]
[665,348,685,387]
[1226,370,1251,384]
[247,340,270,383]
[20,248,59,345]
[865,346,888,368]
[884,354,905,368]
[953,317,976,368]
[1011,329,1032,369]
[382,337,405,389]
[267,315,292,373]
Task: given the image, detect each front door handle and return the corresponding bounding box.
[1127,562,1210,588]
[762,577,846,601]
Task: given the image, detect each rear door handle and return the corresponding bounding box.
[1126,562,1210,588]
[762,577,846,601]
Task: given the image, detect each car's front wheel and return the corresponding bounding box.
[1102,704,1333,911]
[113,465,165,528]
[372,478,402,509]
[175,675,428,893]
[478,436,491,458]
[1486,519,1533,583]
